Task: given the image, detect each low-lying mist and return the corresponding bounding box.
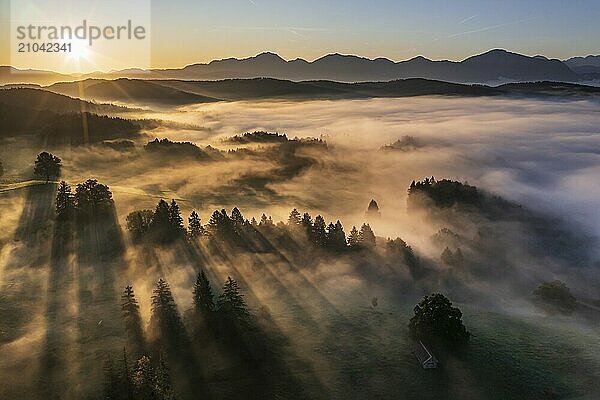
[1,95,599,400]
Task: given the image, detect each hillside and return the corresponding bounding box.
[47,78,220,105]
[0,87,130,114]
[42,77,600,105]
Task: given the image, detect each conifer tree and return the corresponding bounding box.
[155,354,175,400]
[217,276,249,320]
[132,356,156,400]
[312,215,327,247]
[347,226,360,249]
[121,286,145,353]
[327,220,347,250]
[150,199,172,243]
[193,269,215,315]
[150,279,184,340]
[359,223,376,248]
[168,199,185,237]
[188,210,205,238]
[288,208,302,226]
[55,180,74,220]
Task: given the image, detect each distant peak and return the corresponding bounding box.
[253,52,285,61]
[408,55,431,62]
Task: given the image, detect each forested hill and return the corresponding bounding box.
[0,87,130,114]
[41,77,600,105]
[407,178,596,265]
[0,102,140,145]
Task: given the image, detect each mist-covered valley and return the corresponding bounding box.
[1,92,599,400]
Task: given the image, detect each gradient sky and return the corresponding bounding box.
[1,0,599,70]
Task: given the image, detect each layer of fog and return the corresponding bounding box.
[109,97,600,239]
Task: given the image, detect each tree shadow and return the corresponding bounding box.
[0,184,56,400]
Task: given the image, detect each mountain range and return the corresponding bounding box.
[1,49,599,86]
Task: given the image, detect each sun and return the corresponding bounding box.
[65,39,91,61]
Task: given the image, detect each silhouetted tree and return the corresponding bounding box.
[187,211,205,238]
[34,151,61,182]
[149,200,172,243]
[74,179,113,217]
[207,209,237,244]
[326,220,347,250]
[150,279,185,343]
[55,181,74,220]
[193,270,215,316]
[122,286,145,354]
[168,200,185,237]
[311,215,327,247]
[347,226,360,249]
[288,208,302,226]
[217,276,249,321]
[126,210,154,242]
[409,293,470,346]
[366,199,381,218]
[359,223,376,248]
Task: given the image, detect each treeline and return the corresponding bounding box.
[408,177,481,208]
[42,112,139,145]
[144,138,223,160]
[0,102,139,144]
[126,201,379,253]
[225,131,327,148]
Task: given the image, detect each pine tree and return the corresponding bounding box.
[150,279,184,340]
[150,199,172,243]
[288,208,302,226]
[193,269,215,315]
[359,223,376,248]
[132,356,156,400]
[217,276,249,320]
[55,180,74,220]
[230,207,246,242]
[155,354,175,400]
[312,215,327,247]
[121,286,144,353]
[188,210,205,238]
[347,226,360,249]
[327,220,347,250]
[168,199,185,237]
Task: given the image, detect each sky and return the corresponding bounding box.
[0,0,599,71]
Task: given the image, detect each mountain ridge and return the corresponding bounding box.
[2,49,599,85]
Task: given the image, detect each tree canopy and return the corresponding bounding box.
[34,151,61,182]
[409,293,470,347]
[533,280,577,313]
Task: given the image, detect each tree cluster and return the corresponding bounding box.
[125,199,186,244]
[408,177,481,209]
[55,179,113,220]
[126,204,378,253]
